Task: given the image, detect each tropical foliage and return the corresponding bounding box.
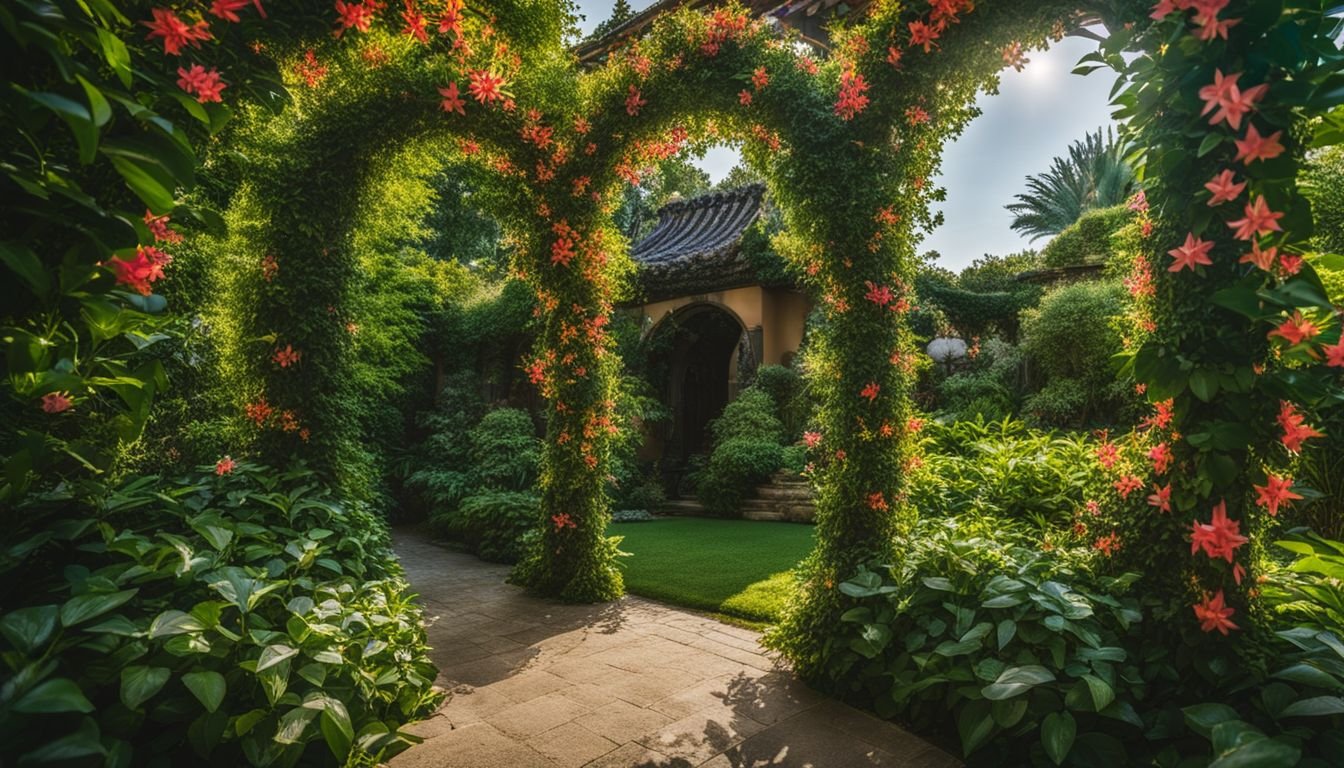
[1006,128,1136,241]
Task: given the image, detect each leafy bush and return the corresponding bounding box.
[752,364,810,442]
[911,419,1109,533]
[616,476,666,514]
[0,463,440,766]
[401,373,485,518]
[937,339,1025,421]
[711,389,784,444]
[468,408,540,492]
[433,491,539,563]
[696,438,786,517]
[1040,206,1133,268]
[1020,280,1133,427]
[811,519,1146,764]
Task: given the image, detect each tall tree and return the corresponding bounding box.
[1005,127,1135,241]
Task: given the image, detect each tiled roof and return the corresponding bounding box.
[631,184,765,300]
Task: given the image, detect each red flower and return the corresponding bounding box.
[551,512,577,530]
[468,70,507,104]
[110,246,172,295]
[803,431,822,448]
[1114,475,1143,499]
[1239,240,1278,271]
[905,105,930,125]
[1324,337,1344,368]
[334,1,374,36]
[906,417,924,434]
[210,1,266,23]
[439,82,466,115]
[625,85,646,116]
[1278,401,1323,453]
[1253,474,1301,517]
[908,20,940,52]
[1093,532,1121,557]
[144,209,183,244]
[834,71,869,120]
[143,8,211,55]
[261,253,279,281]
[1204,169,1245,206]
[401,0,429,43]
[860,382,880,402]
[1193,590,1238,635]
[738,89,752,106]
[1095,442,1119,469]
[245,398,273,426]
[1268,311,1320,346]
[215,455,237,475]
[1167,232,1215,273]
[1190,500,1248,563]
[1234,124,1285,164]
[41,392,73,413]
[1147,484,1172,513]
[177,64,227,103]
[1149,442,1172,475]
[1198,70,1265,131]
[1227,196,1284,241]
[438,0,463,36]
[273,344,302,368]
[864,281,893,307]
[867,492,888,511]
[751,66,769,90]
[296,50,328,87]
[1193,2,1240,41]
[1279,253,1303,275]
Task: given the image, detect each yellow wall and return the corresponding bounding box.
[635,284,811,367]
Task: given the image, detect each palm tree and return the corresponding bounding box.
[1006,128,1135,241]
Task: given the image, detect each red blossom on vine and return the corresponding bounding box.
[1192,1,1239,41]
[1095,441,1119,469]
[905,106,930,125]
[751,66,769,90]
[1147,484,1172,513]
[552,513,577,531]
[1279,253,1303,276]
[143,8,212,55]
[272,344,302,368]
[401,0,429,43]
[439,82,466,114]
[738,89,752,106]
[1141,399,1174,431]
[1204,170,1245,206]
[296,50,328,87]
[1199,70,1265,131]
[551,221,577,267]
[177,64,227,103]
[41,392,72,414]
[210,1,266,23]
[215,455,236,475]
[1194,590,1238,635]
[834,71,869,120]
[110,246,172,295]
[1167,232,1215,272]
[245,397,273,426]
[261,253,279,281]
[1268,311,1320,346]
[438,0,463,37]
[468,70,506,104]
[334,1,375,36]
[1227,196,1283,240]
[625,85,646,116]
[1093,533,1121,556]
[1114,475,1143,499]
[886,46,903,67]
[1278,401,1323,452]
[144,210,183,244]
[803,431,822,448]
[797,56,818,75]
[863,281,893,307]
[1149,442,1172,474]
[1190,500,1247,563]
[1253,474,1301,517]
[908,21,940,52]
[860,382,880,402]
[1234,124,1285,164]
[1239,240,1278,271]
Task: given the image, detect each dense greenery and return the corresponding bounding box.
[1006,128,1136,241]
[1040,205,1134,268]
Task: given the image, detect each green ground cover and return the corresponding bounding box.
[609,517,814,622]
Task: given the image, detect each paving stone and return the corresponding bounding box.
[389,721,557,768]
[581,742,694,768]
[489,669,573,703]
[487,691,592,739]
[634,707,767,764]
[528,722,620,767]
[573,699,674,744]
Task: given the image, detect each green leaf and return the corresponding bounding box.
[1189,369,1220,402]
[150,609,206,638]
[1042,711,1076,765]
[1280,695,1344,717]
[23,90,98,164]
[182,670,226,713]
[1082,675,1115,712]
[76,76,112,127]
[957,700,995,756]
[120,666,170,709]
[1207,738,1300,768]
[0,242,50,297]
[60,589,138,627]
[96,27,132,87]
[1183,702,1240,737]
[1274,662,1343,690]
[982,665,1056,700]
[13,678,94,714]
[17,717,105,763]
[256,643,299,673]
[997,619,1016,650]
[105,154,175,212]
[309,695,354,758]
[0,604,59,654]
[274,706,318,745]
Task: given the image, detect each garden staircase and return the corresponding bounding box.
[739,471,816,523]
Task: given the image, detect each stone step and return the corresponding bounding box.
[752,485,815,501]
[660,499,706,516]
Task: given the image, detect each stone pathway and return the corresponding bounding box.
[390,529,958,768]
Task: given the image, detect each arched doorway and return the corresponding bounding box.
[645,302,755,496]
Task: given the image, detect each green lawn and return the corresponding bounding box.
[609,517,815,623]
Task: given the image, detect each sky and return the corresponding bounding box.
[573,1,1119,272]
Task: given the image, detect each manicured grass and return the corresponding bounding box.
[608,517,814,623]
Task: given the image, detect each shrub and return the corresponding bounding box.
[936,339,1023,421]
[696,438,786,516]
[469,408,540,492]
[711,389,784,444]
[401,373,485,518]
[0,463,440,766]
[1040,205,1133,268]
[1019,280,1133,427]
[616,476,666,514]
[751,364,809,441]
[434,491,539,563]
